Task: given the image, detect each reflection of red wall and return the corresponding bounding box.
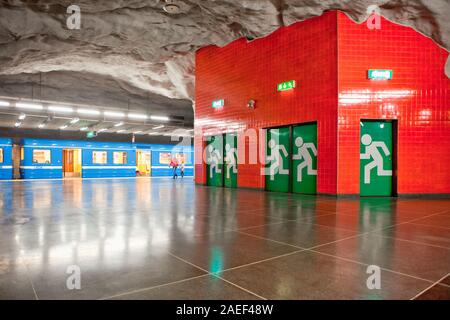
[337,12,450,194]
[195,10,450,195]
[195,11,339,193]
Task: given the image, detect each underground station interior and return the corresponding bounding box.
[0,1,449,307]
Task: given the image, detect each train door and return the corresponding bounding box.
[136,150,151,176]
[224,133,237,188]
[12,144,21,179]
[292,123,318,194]
[63,149,81,178]
[360,120,394,196]
[265,127,290,193]
[206,135,224,187]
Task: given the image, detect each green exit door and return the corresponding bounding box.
[206,135,224,187]
[360,121,393,196]
[224,133,237,188]
[265,127,290,193]
[292,123,317,194]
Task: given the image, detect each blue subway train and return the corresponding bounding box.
[0,138,13,180]
[0,138,194,180]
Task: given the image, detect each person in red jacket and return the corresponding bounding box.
[169,158,179,179]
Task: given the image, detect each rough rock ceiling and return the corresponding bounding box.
[0,0,449,119]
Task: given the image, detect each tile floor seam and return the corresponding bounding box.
[364,234,450,251]
[98,274,210,300]
[410,272,450,300]
[235,230,306,250]
[219,249,306,273]
[307,249,439,285]
[406,221,450,231]
[167,252,267,300]
[19,257,39,301]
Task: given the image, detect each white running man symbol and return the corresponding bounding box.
[265,139,289,181]
[293,137,317,182]
[360,134,392,184]
[224,144,237,179]
[207,145,222,178]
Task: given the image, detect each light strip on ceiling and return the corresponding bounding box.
[150,115,169,122]
[104,111,125,118]
[77,108,100,115]
[16,102,43,110]
[48,105,74,113]
[128,113,148,120]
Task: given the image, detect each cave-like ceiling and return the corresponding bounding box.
[0,0,449,133]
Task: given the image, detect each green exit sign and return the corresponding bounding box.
[277,80,296,91]
[212,99,224,108]
[87,131,97,138]
[368,69,393,80]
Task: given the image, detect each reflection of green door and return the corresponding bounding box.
[206,135,224,187]
[360,121,393,196]
[292,123,317,194]
[265,127,290,192]
[224,133,237,188]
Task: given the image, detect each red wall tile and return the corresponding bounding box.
[337,12,450,194]
[195,11,339,193]
[195,10,450,195]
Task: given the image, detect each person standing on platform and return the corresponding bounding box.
[180,161,185,178]
[169,157,179,179]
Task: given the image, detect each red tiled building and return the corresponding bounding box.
[194,10,450,196]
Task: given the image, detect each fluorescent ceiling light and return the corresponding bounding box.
[18,113,26,120]
[38,123,46,129]
[152,125,165,130]
[150,115,169,121]
[128,113,148,120]
[80,127,89,131]
[133,131,143,134]
[104,111,125,118]
[14,122,21,127]
[0,100,10,107]
[98,128,107,132]
[117,130,126,133]
[77,108,100,115]
[48,105,73,113]
[60,125,68,130]
[114,122,124,127]
[16,102,43,110]
[148,132,159,135]
[187,129,194,132]
[70,118,80,124]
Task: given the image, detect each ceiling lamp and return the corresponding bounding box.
[48,105,73,113]
[16,102,43,110]
[150,115,169,122]
[70,118,80,124]
[0,100,11,107]
[18,113,26,120]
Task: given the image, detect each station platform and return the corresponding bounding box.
[0,178,449,299]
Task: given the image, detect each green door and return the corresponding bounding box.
[265,127,290,192]
[360,121,393,196]
[224,133,237,188]
[292,123,317,194]
[206,135,224,187]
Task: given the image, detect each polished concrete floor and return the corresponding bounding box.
[0,178,449,300]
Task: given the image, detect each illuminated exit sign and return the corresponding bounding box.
[368,69,393,80]
[212,99,224,108]
[87,131,97,138]
[277,80,296,91]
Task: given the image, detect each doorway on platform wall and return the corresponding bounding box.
[63,149,82,178]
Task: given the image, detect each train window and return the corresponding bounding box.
[93,151,107,164]
[0,148,3,163]
[33,150,51,164]
[113,152,127,165]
